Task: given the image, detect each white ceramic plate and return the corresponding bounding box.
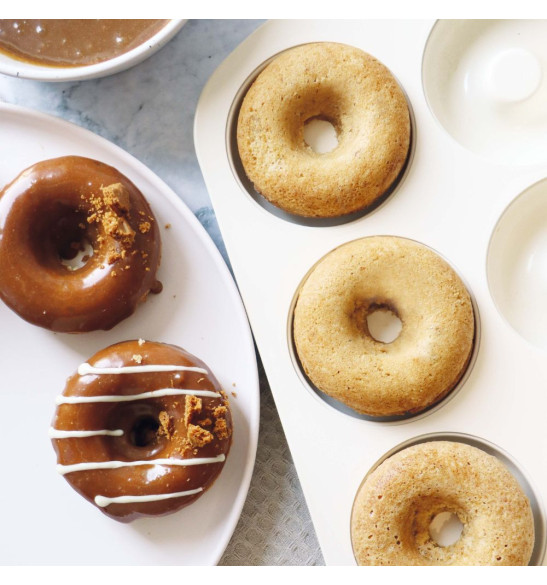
[0,103,259,565]
[0,20,186,81]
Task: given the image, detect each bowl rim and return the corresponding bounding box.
[0,19,187,81]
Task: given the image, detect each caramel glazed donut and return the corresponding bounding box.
[50,340,232,522]
[293,236,475,417]
[237,42,411,218]
[351,441,535,565]
[0,156,161,332]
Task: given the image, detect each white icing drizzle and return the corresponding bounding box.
[56,387,220,405]
[49,428,124,439]
[56,359,225,510]
[78,363,208,376]
[94,487,203,508]
[57,454,226,475]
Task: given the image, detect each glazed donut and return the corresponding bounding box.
[351,441,535,565]
[293,236,475,417]
[50,340,232,522]
[237,42,411,218]
[0,156,161,332]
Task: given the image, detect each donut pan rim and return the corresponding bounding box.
[285,234,482,425]
[349,431,547,566]
[224,41,417,228]
[195,19,547,566]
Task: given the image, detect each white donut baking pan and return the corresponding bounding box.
[195,20,547,565]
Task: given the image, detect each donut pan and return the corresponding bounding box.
[195,20,547,565]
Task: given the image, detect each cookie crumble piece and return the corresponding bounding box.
[184,395,202,426]
[188,424,214,448]
[157,411,174,439]
[213,418,231,440]
[83,183,136,250]
[213,405,227,419]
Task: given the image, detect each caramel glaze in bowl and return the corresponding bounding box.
[50,340,233,523]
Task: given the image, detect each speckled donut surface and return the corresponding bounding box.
[351,441,535,565]
[292,236,475,417]
[237,42,411,218]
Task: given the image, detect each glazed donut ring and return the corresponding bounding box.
[351,441,535,565]
[0,156,161,332]
[293,236,475,417]
[50,340,232,522]
[237,42,411,218]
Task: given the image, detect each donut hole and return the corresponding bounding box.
[42,208,95,271]
[30,205,94,271]
[352,300,402,344]
[59,238,94,271]
[366,308,403,344]
[107,402,165,457]
[303,117,339,154]
[130,415,160,447]
[429,511,464,547]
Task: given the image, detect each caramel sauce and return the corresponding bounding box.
[51,341,233,522]
[0,19,170,67]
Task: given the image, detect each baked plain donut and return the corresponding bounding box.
[293,236,475,417]
[351,441,535,565]
[237,42,411,218]
[0,156,161,332]
[50,340,232,522]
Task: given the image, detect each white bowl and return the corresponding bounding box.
[0,19,186,81]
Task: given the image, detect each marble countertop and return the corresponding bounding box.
[0,19,323,566]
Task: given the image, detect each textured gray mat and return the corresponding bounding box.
[220,357,324,566]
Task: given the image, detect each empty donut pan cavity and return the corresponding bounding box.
[225,44,416,227]
[350,433,546,566]
[287,237,481,424]
[487,177,547,350]
[423,19,547,165]
[196,19,547,564]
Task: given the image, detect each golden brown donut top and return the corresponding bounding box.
[351,441,535,565]
[293,236,475,416]
[0,156,161,332]
[237,42,411,218]
[50,340,233,522]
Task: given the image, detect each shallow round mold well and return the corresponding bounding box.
[350,432,546,566]
[488,177,547,349]
[226,44,416,227]
[422,20,547,165]
[287,236,480,424]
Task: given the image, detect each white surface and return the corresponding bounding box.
[0,20,186,81]
[0,103,259,565]
[195,19,547,565]
[422,19,547,165]
[488,177,547,350]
